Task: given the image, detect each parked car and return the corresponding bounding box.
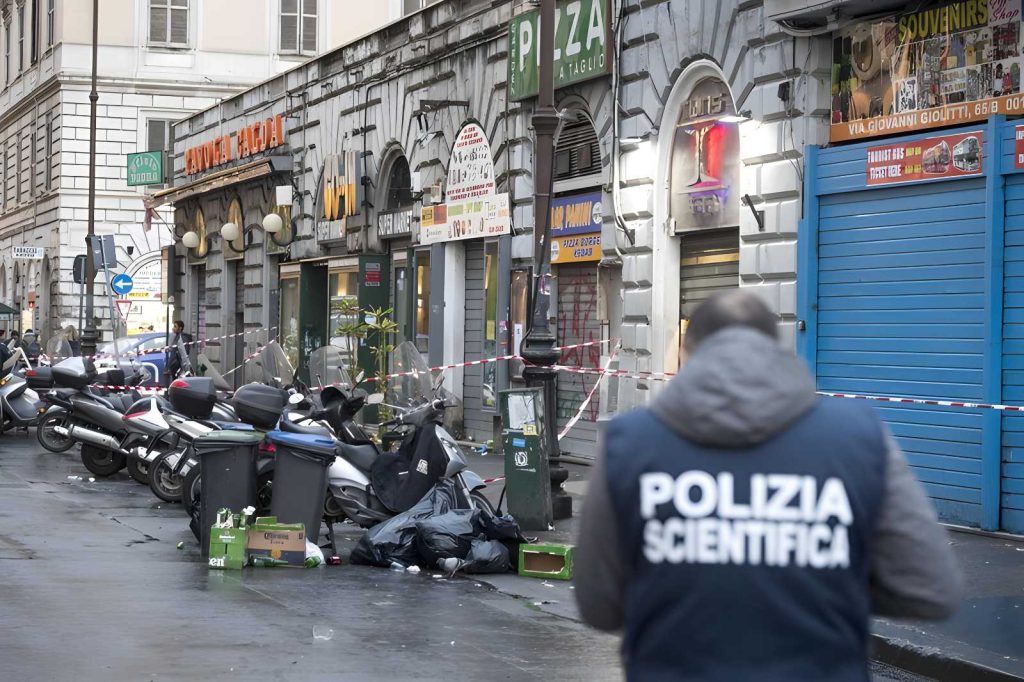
[93,333,171,387]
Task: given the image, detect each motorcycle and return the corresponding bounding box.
[307,341,493,531]
[0,346,46,434]
[34,338,80,453]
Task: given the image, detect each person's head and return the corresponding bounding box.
[0,330,5,339]
[64,325,78,341]
[10,330,20,338]
[681,290,778,361]
[173,320,184,334]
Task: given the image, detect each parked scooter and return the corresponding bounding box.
[302,342,492,530]
[0,346,47,434]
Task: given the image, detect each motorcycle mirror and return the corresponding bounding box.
[366,393,385,405]
[354,370,365,384]
[432,372,445,392]
[288,392,304,405]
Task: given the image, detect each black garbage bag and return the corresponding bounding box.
[351,479,462,567]
[460,539,511,574]
[479,511,526,543]
[414,509,484,565]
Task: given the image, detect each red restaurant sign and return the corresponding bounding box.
[866,131,984,186]
[183,114,285,176]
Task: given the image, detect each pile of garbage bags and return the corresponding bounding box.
[351,480,525,574]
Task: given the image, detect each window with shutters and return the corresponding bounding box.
[17,3,24,73]
[4,22,10,86]
[30,0,37,64]
[149,0,189,48]
[44,112,52,191]
[403,0,442,15]
[46,0,53,48]
[554,116,601,183]
[280,0,316,55]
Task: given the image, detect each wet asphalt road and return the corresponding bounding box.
[0,431,930,681]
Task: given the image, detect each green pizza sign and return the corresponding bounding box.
[127,151,164,187]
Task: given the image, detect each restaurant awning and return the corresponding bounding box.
[150,156,291,207]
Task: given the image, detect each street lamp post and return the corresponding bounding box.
[80,0,100,358]
[520,0,572,520]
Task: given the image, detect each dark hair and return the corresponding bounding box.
[173,320,185,328]
[683,290,778,353]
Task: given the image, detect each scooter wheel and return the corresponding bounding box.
[80,444,127,477]
[181,466,201,519]
[36,411,75,453]
[125,456,150,485]
[148,451,183,503]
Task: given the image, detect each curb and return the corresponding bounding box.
[871,633,1024,682]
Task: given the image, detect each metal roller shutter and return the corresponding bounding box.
[1002,176,1024,533]
[556,263,601,455]
[680,228,739,322]
[817,178,986,526]
[462,241,489,440]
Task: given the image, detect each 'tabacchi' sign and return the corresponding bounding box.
[183,114,285,175]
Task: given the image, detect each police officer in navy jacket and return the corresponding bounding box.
[575,290,962,682]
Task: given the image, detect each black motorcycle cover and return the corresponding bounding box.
[370,423,449,514]
[350,479,461,567]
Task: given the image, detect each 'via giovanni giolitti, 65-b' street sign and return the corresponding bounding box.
[127,151,164,187]
[508,0,611,101]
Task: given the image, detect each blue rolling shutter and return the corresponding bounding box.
[817,178,987,526]
[1002,176,1024,533]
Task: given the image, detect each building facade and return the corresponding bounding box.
[0,0,389,340]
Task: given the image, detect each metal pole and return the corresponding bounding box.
[80,0,99,358]
[520,0,572,521]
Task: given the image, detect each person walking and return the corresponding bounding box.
[574,290,962,682]
[165,320,193,382]
[64,325,81,357]
[7,330,20,350]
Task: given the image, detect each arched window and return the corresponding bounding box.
[385,156,413,210]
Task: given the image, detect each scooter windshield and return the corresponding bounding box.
[45,337,73,361]
[308,346,354,391]
[388,340,435,408]
[246,341,295,387]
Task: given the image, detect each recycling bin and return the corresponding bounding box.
[194,430,265,557]
[266,432,337,543]
[499,387,552,531]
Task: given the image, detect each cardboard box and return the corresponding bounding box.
[518,542,574,581]
[246,517,306,567]
[208,521,247,571]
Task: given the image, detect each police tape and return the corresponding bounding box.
[557,343,620,442]
[40,326,278,363]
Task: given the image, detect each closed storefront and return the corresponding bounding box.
[680,228,740,333]
[800,121,1024,533]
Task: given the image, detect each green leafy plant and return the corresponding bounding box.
[362,306,399,421]
[334,297,366,377]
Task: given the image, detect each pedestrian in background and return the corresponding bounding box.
[165,320,193,380]
[7,330,20,349]
[64,325,81,357]
[575,290,963,682]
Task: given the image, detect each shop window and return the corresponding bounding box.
[280,0,317,54]
[414,250,430,355]
[280,275,300,370]
[149,0,189,48]
[393,263,409,348]
[482,242,499,408]
[328,269,358,362]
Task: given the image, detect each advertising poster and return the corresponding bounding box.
[421,194,511,245]
[832,0,1024,142]
[445,123,496,201]
[550,191,603,264]
[866,131,984,185]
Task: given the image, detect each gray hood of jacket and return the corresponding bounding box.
[651,327,818,447]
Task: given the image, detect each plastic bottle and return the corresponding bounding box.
[251,556,289,567]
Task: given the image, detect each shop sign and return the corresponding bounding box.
[377,209,414,238]
[550,191,602,264]
[364,262,382,288]
[508,0,611,101]
[12,246,43,260]
[832,0,1024,143]
[446,123,496,201]
[866,131,984,185]
[126,259,163,300]
[314,151,363,242]
[671,78,741,232]
[183,114,285,175]
[420,193,511,245]
[127,151,164,186]
[1015,124,1024,167]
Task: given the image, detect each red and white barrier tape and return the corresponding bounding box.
[815,392,1024,412]
[557,344,620,441]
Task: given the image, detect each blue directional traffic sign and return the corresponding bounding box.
[111,273,134,296]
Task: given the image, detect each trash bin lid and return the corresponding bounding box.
[266,431,337,459]
[194,430,266,448]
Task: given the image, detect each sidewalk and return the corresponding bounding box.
[464,451,1024,682]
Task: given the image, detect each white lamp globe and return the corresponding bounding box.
[262,212,284,234]
[182,231,200,249]
[221,222,240,242]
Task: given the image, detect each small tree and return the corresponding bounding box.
[334,297,365,377]
[362,306,399,421]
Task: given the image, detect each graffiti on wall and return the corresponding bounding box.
[557,273,601,424]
